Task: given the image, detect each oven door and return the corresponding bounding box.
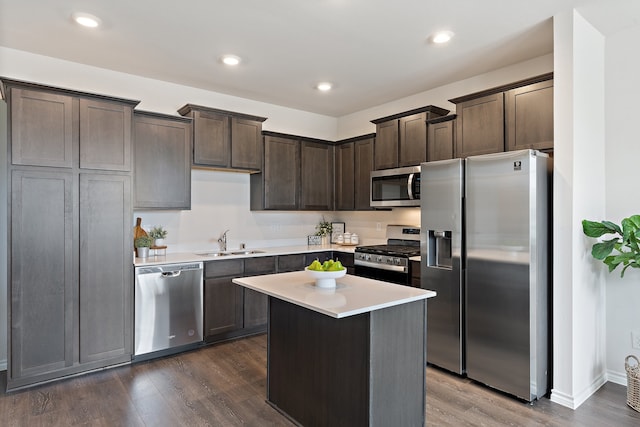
[354,264,411,286]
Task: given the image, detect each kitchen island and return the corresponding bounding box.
[233,271,436,427]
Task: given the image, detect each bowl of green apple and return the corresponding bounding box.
[305,259,346,288]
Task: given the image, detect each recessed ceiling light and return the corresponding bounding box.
[221,55,241,66]
[72,12,101,28]
[316,82,332,92]
[431,30,454,44]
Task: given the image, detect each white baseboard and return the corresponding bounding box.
[550,372,607,409]
[607,369,627,386]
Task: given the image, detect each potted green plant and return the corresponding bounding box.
[582,214,640,277]
[134,235,153,258]
[315,217,332,245]
[149,226,168,247]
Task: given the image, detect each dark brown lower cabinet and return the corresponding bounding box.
[204,260,244,339]
[268,297,426,427]
[204,257,276,342]
[243,257,276,328]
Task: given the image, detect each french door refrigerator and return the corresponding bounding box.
[421,149,549,401]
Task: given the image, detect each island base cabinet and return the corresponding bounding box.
[267,298,426,427]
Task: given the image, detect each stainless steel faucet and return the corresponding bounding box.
[218,229,229,252]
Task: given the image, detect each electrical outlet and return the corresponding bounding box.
[376,222,382,231]
[632,331,640,349]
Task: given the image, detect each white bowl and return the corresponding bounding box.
[304,267,347,288]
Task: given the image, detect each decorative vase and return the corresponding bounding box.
[321,235,329,246]
[137,247,150,258]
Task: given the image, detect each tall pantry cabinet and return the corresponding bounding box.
[1,79,139,390]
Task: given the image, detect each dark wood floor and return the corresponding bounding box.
[1,334,639,426]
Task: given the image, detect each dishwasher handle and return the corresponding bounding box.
[161,271,182,278]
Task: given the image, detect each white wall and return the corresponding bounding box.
[603,23,640,383]
[551,10,607,409]
[336,54,554,140]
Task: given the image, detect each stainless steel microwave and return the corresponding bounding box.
[370,166,420,207]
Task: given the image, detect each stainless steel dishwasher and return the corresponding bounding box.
[134,262,203,358]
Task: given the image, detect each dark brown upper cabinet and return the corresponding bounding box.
[335,134,375,211]
[505,79,554,152]
[133,111,192,210]
[250,131,333,211]
[178,104,267,172]
[371,105,449,170]
[427,115,456,161]
[300,140,334,211]
[7,83,135,171]
[9,88,74,168]
[450,73,553,158]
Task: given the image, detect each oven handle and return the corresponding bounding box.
[354,259,408,273]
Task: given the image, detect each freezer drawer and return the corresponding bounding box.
[134,262,204,356]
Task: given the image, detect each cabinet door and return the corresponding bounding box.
[193,110,230,167]
[277,254,306,272]
[354,138,374,210]
[455,93,504,157]
[133,114,192,209]
[505,80,554,152]
[79,98,132,171]
[79,173,132,365]
[10,170,74,385]
[204,278,243,338]
[335,142,355,210]
[264,136,299,210]
[231,117,263,170]
[399,112,427,166]
[300,141,334,210]
[374,120,398,170]
[10,88,74,168]
[428,119,455,161]
[243,257,276,328]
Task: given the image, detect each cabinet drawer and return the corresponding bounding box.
[205,259,244,278]
[277,254,306,272]
[245,256,276,276]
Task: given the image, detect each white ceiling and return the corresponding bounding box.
[0,0,634,117]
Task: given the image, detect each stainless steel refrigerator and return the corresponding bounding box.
[420,158,465,375]
[421,149,549,401]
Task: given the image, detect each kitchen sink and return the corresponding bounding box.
[196,250,265,257]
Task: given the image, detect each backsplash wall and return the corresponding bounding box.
[134,169,420,253]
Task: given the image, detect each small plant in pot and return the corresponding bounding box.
[134,235,153,258]
[315,217,332,245]
[148,226,168,247]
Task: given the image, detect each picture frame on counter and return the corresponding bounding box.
[308,235,322,245]
[331,222,345,243]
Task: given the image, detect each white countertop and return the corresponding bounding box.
[232,271,436,319]
[134,244,357,266]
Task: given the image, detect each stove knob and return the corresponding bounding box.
[395,258,402,265]
[365,254,371,261]
[387,258,393,264]
[376,256,383,263]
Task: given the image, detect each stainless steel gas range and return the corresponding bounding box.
[354,225,420,286]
